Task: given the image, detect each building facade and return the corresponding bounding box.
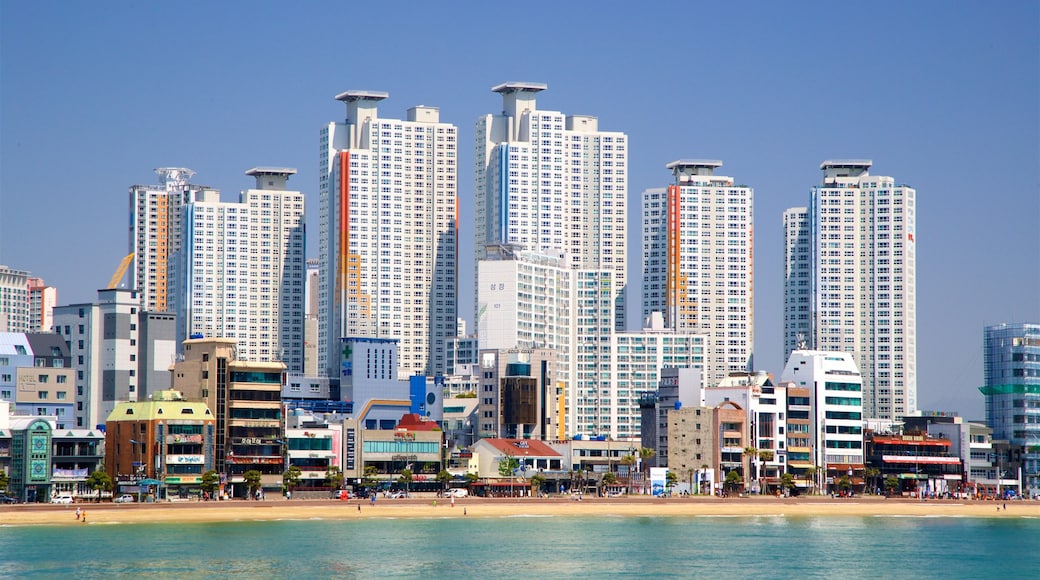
[981,322,1040,497]
[783,161,917,421]
[27,278,57,333]
[53,289,177,429]
[475,82,628,331]
[0,266,30,333]
[129,167,214,313]
[642,160,754,386]
[318,91,458,379]
[177,168,305,372]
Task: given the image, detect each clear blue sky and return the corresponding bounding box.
[2,1,1037,419]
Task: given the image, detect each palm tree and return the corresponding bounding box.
[780,473,796,496]
[804,466,819,495]
[700,464,710,495]
[638,447,656,494]
[742,447,758,492]
[864,467,881,494]
[619,455,635,495]
[530,473,547,496]
[398,468,414,496]
[436,469,452,494]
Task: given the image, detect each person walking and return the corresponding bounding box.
[75,507,82,521]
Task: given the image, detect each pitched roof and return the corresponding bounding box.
[482,438,561,458]
[396,413,441,431]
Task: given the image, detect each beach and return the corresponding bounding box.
[2,496,1037,527]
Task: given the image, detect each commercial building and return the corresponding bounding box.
[784,161,917,421]
[105,390,216,499]
[642,160,754,386]
[318,91,458,379]
[177,168,305,372]
[129,167,215,313]
[780,350,865,493]
[981,322,1040,497]
[53,289,176,429]
[475,82,628,331]
[0,333,75,429]
[169,337,286,497]
[475,348,558,440]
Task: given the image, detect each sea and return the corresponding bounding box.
[2,514,1038,579]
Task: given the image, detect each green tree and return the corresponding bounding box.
[620,454,635,494]
[804,466,819,495]
[864,467,881,494]
[283,465,302,495]
[602,471,618,487]
[639,447,656,478]
[464,472,479,486]
[86,469,111,502]
[497,454,520,478]
[530,473,547,495]
[325,466,345,490]
[362,465,380,489]
[243,469,263,499]
[398,468,413,495]
[743,446,758,491]
[724,470,742,494]
[0,469,8,493]
[884,476,900,496]
[665,470,678,493]
[200,470,220,498]
[435,469,452,491]
[780,473,796,495]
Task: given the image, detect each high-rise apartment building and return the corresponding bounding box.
[27,278,57,333]
[642,160,754,386]
[475,82,628,331]
[782,207,811,355]
[129,168,215,313]
[0,266,30,333]
[318,91,458,379]
[981,322,1040,497]
[783,160,917,421]
[177,168,305,372]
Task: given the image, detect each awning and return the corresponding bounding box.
[138,478,164,486]
[788,462,814,469]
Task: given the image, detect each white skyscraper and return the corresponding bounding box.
[783,160,917,420]
[0,266,30,332]
[129,168,215,313]
[474,82,628,331]
[178,168,306,371]
[318,91,458,379]
[641,160,754,387]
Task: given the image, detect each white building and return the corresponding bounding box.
[783,161,917,421]
[177,168,305,372]
[0,266,30,333]
[642,160,754,386]
[475,82,628,331]
[780,350,865,488]
[702,372,786,487]
[318,91,458,379]
[129,168,215,313]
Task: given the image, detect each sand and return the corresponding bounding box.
[2,496,1037,527]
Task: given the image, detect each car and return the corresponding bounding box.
[387,491,409,499]
[0,494,18,504]
[445,488,468,498]
[51,495,74,504]
[114,494,135,503]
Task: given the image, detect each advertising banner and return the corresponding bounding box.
[650,467,668,497]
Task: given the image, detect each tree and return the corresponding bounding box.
[699,464,711,495]
[804,466,819,495]
[362,465,380,489]
[0,469,8,493]
[398,468,413,495]
[665,470,678,494]
[283,465,302,495]
[86,469,111,502]
[325,466,345,490]
[497,454,520,478]
[530,473,547,495]
[743,447,758,491]
[864,467,881,494]
[724,470,742,494]
[884,476,900,496]
[838,476,852,493]
[200,470,220,498]
[639,447,656,494]
[464,472,479,485]
[243,469,263,499]
[620,454,635,495]
[780,473,796,496]
[602,471,618,489]
[435,469,452,492]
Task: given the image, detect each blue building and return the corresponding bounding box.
[980,323,1040,497]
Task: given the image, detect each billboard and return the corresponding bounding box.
[650,467,668,497]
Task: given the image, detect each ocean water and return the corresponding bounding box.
[2,514,1038,579]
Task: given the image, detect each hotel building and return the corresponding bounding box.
[318,91,458,379]
[783,160,917,421]
[475,82,628,331]
[642,160,754,386]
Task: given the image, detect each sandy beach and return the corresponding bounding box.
[2,496,1037,527]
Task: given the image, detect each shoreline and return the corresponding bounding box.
[3,496,1037,527]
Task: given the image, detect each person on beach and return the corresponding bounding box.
[81,510,87,523]
[75,507,82,520]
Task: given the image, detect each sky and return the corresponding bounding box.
[1,1,1037,419]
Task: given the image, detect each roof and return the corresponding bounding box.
[820,159,872,169]
[491,82,548,94]
[482,438,561,458]
[245,167,297,177]
[666,159,723,170]
[107,399,214,422]
[335,90,389,102]
[396,413,441,431]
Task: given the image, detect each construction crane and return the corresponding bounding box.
[108,253,134,289]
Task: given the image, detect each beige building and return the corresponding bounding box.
[667,402,748,494]
[170,337,286,497]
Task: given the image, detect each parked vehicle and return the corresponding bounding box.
[445,488,468,498]
[387,491,409,499]
[114,494,135,503]
[51,495,74,504]
[0,494,18,504]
